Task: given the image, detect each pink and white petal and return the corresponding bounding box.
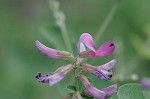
[35,40,63,59]
[80,33,96,52]
[101,84,117,98]
[77,41,86,53]
[97,59,117,71]
[95,42,115,57]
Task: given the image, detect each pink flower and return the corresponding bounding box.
[35,40,71,59]
[80,74,117,99]
[80,59,117,81]
[36,64,73,86]
[79,33,115,58]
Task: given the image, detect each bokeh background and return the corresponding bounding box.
[0,0,150,99]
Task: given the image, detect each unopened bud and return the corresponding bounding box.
[80,63,95,69]
[79,51,95,58]
[79,51,88,58]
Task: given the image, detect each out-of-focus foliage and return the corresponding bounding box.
[0,0,150,99]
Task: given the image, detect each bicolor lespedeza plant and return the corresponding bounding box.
[35,33,117,99]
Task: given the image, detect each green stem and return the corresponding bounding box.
[95,1,119,44]
[73,67,79,91]
[49,0,73,53]
[72,56,80,91]
[59,23,73,54]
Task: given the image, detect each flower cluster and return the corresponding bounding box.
[35,33,117,99]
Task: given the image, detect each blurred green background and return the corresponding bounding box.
[0,0,150,99]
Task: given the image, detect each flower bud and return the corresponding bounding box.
[35,40,71,59]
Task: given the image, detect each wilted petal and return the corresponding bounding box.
[96,42,115,57]
[35,40,71,59]
[77,41,86,53]
[80,33,96,52]
[36,64,73,86]
[101,84,117,98]
[141,78,150,90]
[80,75,106,99]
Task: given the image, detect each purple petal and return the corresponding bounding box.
[97,59,117,71]
[36,64,73,86]
[36,73,51,83]
[92,69,112,81]
[77,41,86,53]
[141,78,150,90]
[80,74,91,86]
[95,42,115,57]
[80,33,96,52]
[48,73,64,86]
[35,72,64,86]
[80,75,106,99]
[35,40,71,59]
[102,84,117,98]
[85,84,106,99]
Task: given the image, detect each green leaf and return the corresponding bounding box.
[67,85,77,91]
[117,83,145,99]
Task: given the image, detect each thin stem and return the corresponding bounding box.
[59,23,73,54]
[95,0,119,44]
[72,56,80,91]
[73,67,79,91]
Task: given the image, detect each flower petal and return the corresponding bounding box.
[77,41,86,53]
[35,72,64,86]
[141,78,150,90]
[96,42,115,57]
[92,69,112,81]
[101,84,117,98]
[97,59,117,71]
[80,75,106,99]
[35,73,51,83]
[35,40,71,59]
[80,33,96,52]
[35,64,73,86]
